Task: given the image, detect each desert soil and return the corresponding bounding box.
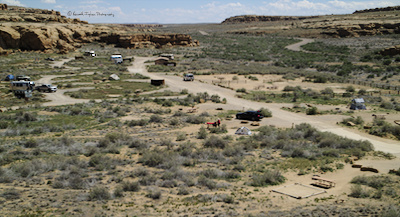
[36,55,400,155]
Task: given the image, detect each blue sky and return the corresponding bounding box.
[1,0,399,23]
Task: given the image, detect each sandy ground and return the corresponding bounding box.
[128,56,400,155]
[29,54,400,155]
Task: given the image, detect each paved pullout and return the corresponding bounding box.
[128,56,400,155]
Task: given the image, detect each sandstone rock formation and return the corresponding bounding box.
[0,6,199,54]
[321,23,400,38]
[222,15,319,24]
[220,6,400,38]
[0,5,86,24]
[0,4,7,10]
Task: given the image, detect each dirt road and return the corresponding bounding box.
[285,38,315,52]
[128,57,400,154]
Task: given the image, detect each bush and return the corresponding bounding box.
[89,186,111,201]
[306,107,318,115]
[236,88,247,93]
[185,115,206,124]
[197,126,208,139]
[197,176,217,190]
[176,133,187,141]
[250,170,286,187]
[113,186,124,198]
[121,181,140,192]
[1,188,20,200]
[125,119,148,127]
[349,185,371,198]
[204,135,228,149]
[259,107,272,118]
[149,115,163,123]
[146,187,162,199]
[177,186,190,195]
[209,124,228,134]
[23,138,38,148]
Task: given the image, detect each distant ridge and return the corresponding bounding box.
[354,6,400,14]
[221,15,319,24]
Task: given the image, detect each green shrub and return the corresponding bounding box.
[113,186,124,198]
[177,186,190,195]
[259,107,272,118]
[126,119,148,127]
[89,186,111,201]
[197,126,208,139]
[236,88,247,93]
[1,188,20,200]
[185,115,206,124]
[197,176,217,190]
[349,184,371,198]
[175,132,186,141]
[146,187,162,199]
[121,181,140,192]
[209,124,228,134]
[389,168,400,176]
[204,135,228,149]
[149,114,163,123]
[250,170,285,187]
[306,107,318,115]
[23,138,38,148]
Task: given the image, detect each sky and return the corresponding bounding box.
[1,0,399,24]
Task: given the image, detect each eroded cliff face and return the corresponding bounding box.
[222,15,319,24]
[0,5,199,54]
[221,6,400,39]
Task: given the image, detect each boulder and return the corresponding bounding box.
[379,45,400,56]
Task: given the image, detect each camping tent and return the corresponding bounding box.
[109,74,120,81]
[5,74,14,81]
[235,127,252,135]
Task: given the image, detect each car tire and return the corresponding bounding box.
[251,117,256,121]
[236,115,241,119]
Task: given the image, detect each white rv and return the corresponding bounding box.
[10,81,35,98]
[111,54,123,64]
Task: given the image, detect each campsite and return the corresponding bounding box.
[0,3,399,217]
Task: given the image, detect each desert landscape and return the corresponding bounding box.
[0,3,399,217]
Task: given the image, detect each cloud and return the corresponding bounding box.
[0,0,24,6]
[41,0,56,4]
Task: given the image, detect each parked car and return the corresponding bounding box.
[236,110,264,121]
[45,57,55,61]
[35,84,57,92]
[16,75,31,81]
[183,73,194,81]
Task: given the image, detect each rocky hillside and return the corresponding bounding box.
[354,6,400,14]
[0,4,87,24]
[0,4,199,54]
[222,6,400,38]
[222,15,319,24]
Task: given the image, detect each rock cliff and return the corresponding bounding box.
[222,15,319,24]
[0,5,199,54]
[221,6,400,38]
[321,23,400,38]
